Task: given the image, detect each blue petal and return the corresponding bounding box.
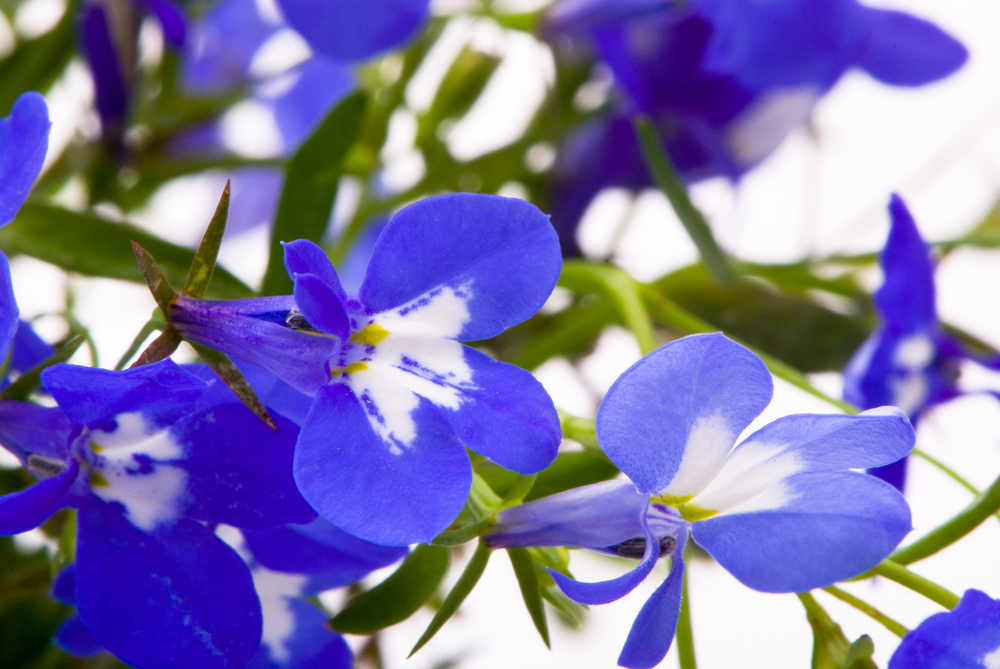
[488,480,654,550]
[80,5,129,134]
[292,274,350,340]
[225,169,282,236]
[888,589,1000,669]
[693,471,911,593]
[367,335,560,473]
[75,496,262,669]
[293,382,471,546]
[0,458,77,536]
[618,531,688,669]
[171,405,317,528]
[359,194,562,341]
[597,333,772,495]
[855,9,967,86]
[0,253,16,359]
[549,503,659,605]
[171,295,337,395]
[51,564,77,606]
[42,359,208,429]
[9,319,55,373]
[181,0,278,92]
[243,519,406,592]
[546,0,674,34]
[276,0,429,60]
[283,240,348,300]
[54,614,104,657]
[247,596,352,669]
[0,92,49,226]
[0,401,74,464]
[876,195,937,332]
[270,58,356,150]
[694,0,863,90]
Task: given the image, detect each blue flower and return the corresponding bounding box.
[843,195,1000,490]
[1,92,49,365]
[169,193,563,546]
[543,0,967,255]
[887,589,1000,668]
[487,333,914,669]
[49,518,407,668]
[0,359,317,668]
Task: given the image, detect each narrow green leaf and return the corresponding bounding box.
[508,547,550,648]
[183,181,230,298]
[131,242,178,313]
[410,540,493,657]
[260,91,368,296]
[540,584,587,628]
[130,327,182,368]
[432,517,494,547]
[330,544,449,634]
[0,204,253,300]
[190,342,276,430]
[0,335,84,401]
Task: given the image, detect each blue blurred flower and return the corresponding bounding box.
[844,195,1000,490]
[169,193,563,546]
[488,333,915,669]
[1,92,49,367]
[888,589,1000,668]
[0,359,317,668]
[544,0,968,255]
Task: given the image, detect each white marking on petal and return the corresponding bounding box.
[890,373,928,416]
[692,440,803,515]
[716,479,798,517]
[894,334,935,370]
[346,369,420,456]
[368,334,475,411]
[725,87,819,167]
[89,414,187,532]
[656,412,736,501]
[374,282,473,338]
[253,568,309,665]
[983,644,1000,669]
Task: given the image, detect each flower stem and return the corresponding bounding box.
[633,116,735,284]
[890,468,1000,566]
[820,586,909,638]
[561,262,658,355]
[868,560,959,609]
[676,571,697,669]
[910,449,1000,525]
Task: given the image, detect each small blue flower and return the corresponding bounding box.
[169,193,563,546]
[488,333,915,669]
[843,195,1000,490]
[0,359,317,668]
[544,0,967,255]
[887,589,1000,669]
[1,92,49,364]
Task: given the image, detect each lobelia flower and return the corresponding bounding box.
[542,0,968,255]
[167,193,563,546]
[843,195,1000,491]
[1,92,50,363]
[887,589,1000,669]
[487,333,915,668]
[50,518,407,668]
[0,359,318,669]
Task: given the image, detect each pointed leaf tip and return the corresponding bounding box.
[131,241,177,313]
[190,342,276,430]
[183,182,231,299]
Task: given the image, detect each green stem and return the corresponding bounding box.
[633,116,735,284]
[890,469,1000,566]
[869,560,959,609]
[821,586,909,638]
[676,570,697,669]
[560,262,658,355]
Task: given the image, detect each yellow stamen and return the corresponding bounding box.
[89,471,110,488]
[89,440,103,454]
[344,361,369,375]
[650,493,694,507]
[350,323,390,346]
[677,504,718,522]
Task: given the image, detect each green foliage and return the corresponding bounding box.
[331,544,450,634]
[508,547,550,648]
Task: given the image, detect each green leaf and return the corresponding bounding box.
[131,242,178,314]
[540,584,587,628]
[260,91,368,296]
[0,336,84,401]
[560,261,658,355]
[330,544,449,635]
[410,540,493,656]
[130,327,182,368]
[189,342,275,430]
[508,547,550,648]
[0,204,253,300]
[183,182,230,298]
